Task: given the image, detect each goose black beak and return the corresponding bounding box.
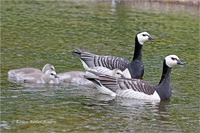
[121,74,125,78]
[148,35,154,40]
[177,60,183,65]
[54,75,59,78]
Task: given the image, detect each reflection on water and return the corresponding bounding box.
[109,0,199,14]
[114,96,162,107]
[95,94,116,101]
[1,0,199,132]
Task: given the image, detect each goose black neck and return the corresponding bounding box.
[132,36,143,61]
[159,60,171,84]
[155,60,172,100]
[128,36,144,79]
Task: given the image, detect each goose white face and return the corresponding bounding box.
[165,55,183,67]
[42,64,55,73]
[50,65,55,71]
[113,69,124,78]
[137,32,154,45]
[45,70,58,79]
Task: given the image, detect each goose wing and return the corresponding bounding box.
[98,75,156,95]
[86,67,110,76]
[72,48,130,71]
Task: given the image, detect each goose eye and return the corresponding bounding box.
[171,57,176,60]
[50,73,54,75]
[142,34,146,37]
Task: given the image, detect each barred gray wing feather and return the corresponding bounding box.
[80,51,96,68]
[98,75,120,92]
[98,76,155,95]
[91,55,130,70]
[72,49,130,71]
[117,78,155,95]
[103,56,130,71]
[92,67,114,75]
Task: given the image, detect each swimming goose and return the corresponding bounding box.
[57,67,125,86]
[71,31,154,79]
[57,71,93,86]
[86,67,125,78]
[16,69,59,84]
[85,55,183,101]
[8,64,55,78]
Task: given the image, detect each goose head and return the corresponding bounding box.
[165,55,183,67]
[42,64,55,73]
[45,70,59,79]
[137,32,154,45]
[112,69,125,78]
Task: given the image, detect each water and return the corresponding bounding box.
[1,0,199,132]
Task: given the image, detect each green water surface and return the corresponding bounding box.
[1,0,199,132]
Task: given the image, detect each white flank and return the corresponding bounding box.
[80,59,89,70]
[116,89,161,101]
[92,67,113,75]
[87,67,115,76]
[96,85,116,97]
[87,66,129,78]
[123,68,132,79]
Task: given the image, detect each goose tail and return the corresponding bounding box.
[84,75,101,86]
[8,70,15,77]
[71,48,85,58]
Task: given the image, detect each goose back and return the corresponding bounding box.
[72,48,130,71]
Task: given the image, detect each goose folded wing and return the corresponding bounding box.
[90,66,114,75]
[98,75,120,92]
[87,54,130,71]
[79,51,96,68]
[98,56,130,71]
[72,48,130,70]
[99,77,155,95]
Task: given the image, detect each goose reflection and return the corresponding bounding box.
[111,0,121,12]
[95,93,171,113]
[95,93,116,102]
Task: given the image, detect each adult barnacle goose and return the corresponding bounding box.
[71,31,154,79]
[84,55,183,101]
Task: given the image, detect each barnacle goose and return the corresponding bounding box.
[85,55,183,101]
[72,31,154,79]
